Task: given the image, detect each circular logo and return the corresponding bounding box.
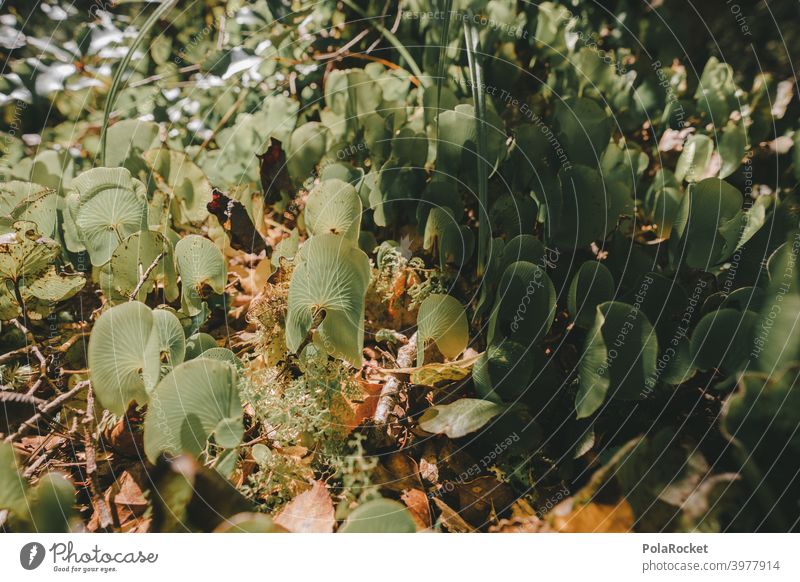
[19,542,46,570]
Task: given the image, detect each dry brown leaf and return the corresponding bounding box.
[432,497,473,533]
[550,498,635,533]
[274,481,335,533]
[401,488,432,529]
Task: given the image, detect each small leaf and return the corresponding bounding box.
[304,179,362,242]
[416,294,469,366]
[419,398,506,438]
[175,235,227,316]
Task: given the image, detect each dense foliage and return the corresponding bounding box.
[1,0,799,533]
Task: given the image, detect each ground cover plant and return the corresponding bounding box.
[1,0,799,533]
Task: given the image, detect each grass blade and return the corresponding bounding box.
[463,19,489,279]
[100,0,178,163]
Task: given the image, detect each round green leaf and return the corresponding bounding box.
[489,261,556,345]
[285,233,371,364]
[143,358,243,463]
[419,398,506,438]
[304,179,362,242]
[175,235,227,316]
[68,167,148,266]
[88,302,159,415]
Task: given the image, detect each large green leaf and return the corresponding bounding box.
[143,358,243,463]
[675,134,713,183]
[304,179,362,243]
[67,167,149,266]
[670,178,744,269]
[88,302,160,416]
[0,182,58,239]
[488,261,556,345]
[175,235,227,316]
[555,97,612,166]
[690,308,758,375]
[576,301,659,418]
[416,294,469,366]
[568,261,616,328]
[285,233,370,364]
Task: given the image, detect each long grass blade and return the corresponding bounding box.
[463,20,489,279]
[434,0,453,149]
[100,0,178,163]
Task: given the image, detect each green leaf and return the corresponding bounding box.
[417,294,469,366]
[143,358,243,463]
[0,221,85,320]
[555,97,612,166]
[675,134,713,183]
[285,233,370,364]
[718,120,748,179]
[104,119,162,174]
[670,178,744,269]
[339,498,417,533]
[473,341,536,403]
[143,148,213,224]
[304,179,362,243]
[576,301,659,419]
[88,302,159,416]
[691,308,758,375]
[568,261,616,328]
[644,169,684,238]
[143,309,186,392]
[68,167,149,266]
[98,230,177,303]
[185,332,218,360]
[175,235,227,316]
[419,398,506,438]
[488,261,556,346]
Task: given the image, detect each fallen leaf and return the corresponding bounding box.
[274,481,335,533]
[401,488,431,529]
[550,498,635,533]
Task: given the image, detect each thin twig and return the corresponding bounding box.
[4,381,89,442]
[129,251,166,301]
[83,385,114,530]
